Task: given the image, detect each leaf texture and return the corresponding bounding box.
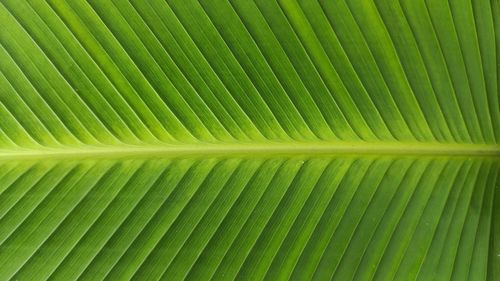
[0,0,499,280]
[0,156,497,281]
[0,0,498,153]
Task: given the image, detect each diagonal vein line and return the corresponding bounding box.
[209,0,326,141]
[40,0,166,145]
[0,2,122,146]
[1,1,131,145]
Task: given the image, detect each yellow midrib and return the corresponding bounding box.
[0,142,498,159]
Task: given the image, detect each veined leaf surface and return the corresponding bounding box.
[0,0,498,280]
[0,156,498,281]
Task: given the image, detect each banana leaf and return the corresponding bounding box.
[0,0,498,280]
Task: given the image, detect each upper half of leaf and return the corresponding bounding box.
[0,0,498,155]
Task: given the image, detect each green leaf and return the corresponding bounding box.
[0,0,498,280]
[0,156,497,280]
[0,0,498,153]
